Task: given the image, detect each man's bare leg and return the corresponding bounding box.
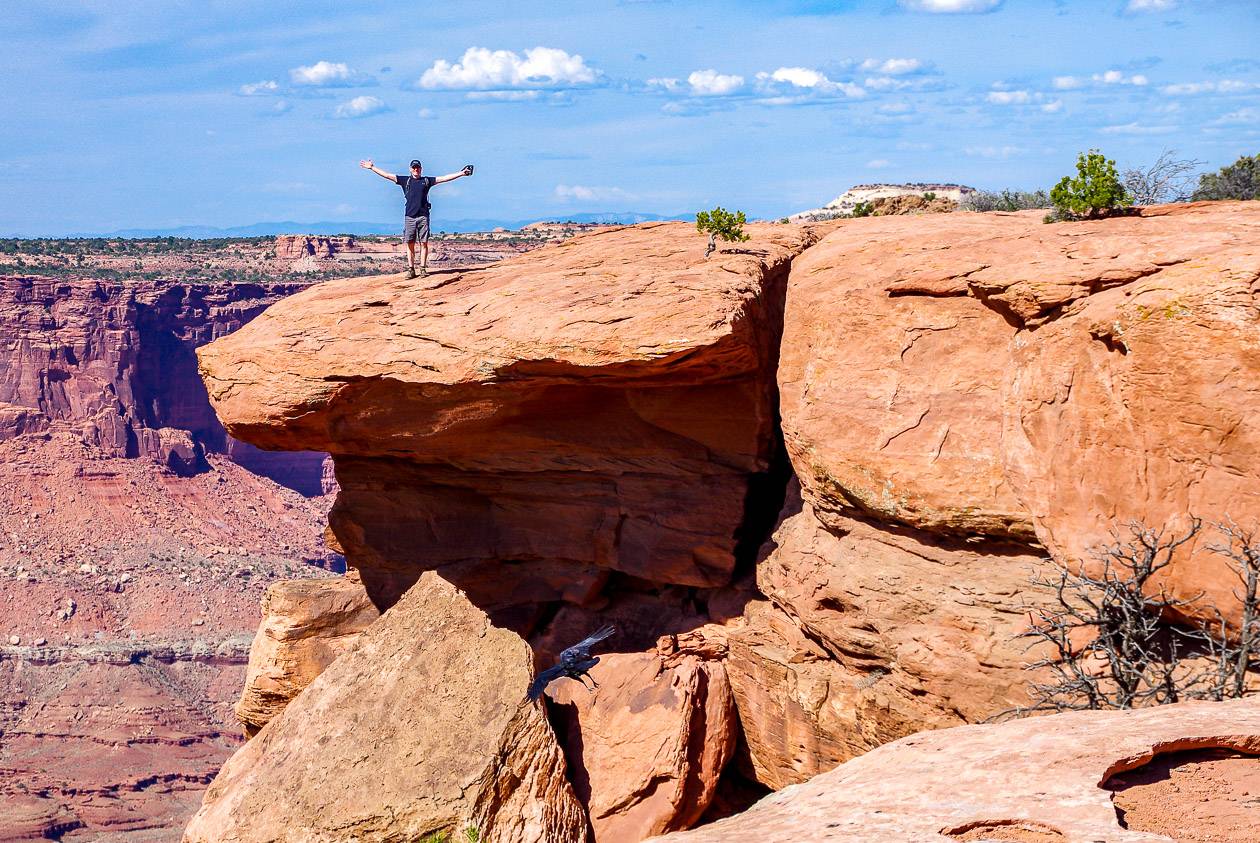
[420,241,430,275]
[405,241,417,278]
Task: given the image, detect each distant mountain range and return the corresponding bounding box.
[73,212,689,240]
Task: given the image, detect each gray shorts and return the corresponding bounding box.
[403,215,430,243]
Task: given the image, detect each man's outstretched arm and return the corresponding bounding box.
[359,159,398,182]
[433,165,474,185]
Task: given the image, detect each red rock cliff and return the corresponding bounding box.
[196,204,1260,840]
[0,275,329,493]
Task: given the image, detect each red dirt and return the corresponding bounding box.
[1106,747,1260,842]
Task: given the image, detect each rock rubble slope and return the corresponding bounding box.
[183,571,588,843]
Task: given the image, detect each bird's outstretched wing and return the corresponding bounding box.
[559,625,616,664]
[528,663,567,701]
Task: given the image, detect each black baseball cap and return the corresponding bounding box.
[409,159,422,168]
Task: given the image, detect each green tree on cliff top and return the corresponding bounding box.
[696,206,750,258]
[1049,149,1132,220]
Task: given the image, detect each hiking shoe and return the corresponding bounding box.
[419,266,428,278]
[405,267,416,279]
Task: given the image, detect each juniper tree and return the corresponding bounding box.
[1049,149,1132,220]
[696,206,750,258]
[1191,152,1259,201]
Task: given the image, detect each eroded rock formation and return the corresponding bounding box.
[198,203,1260,839]
[647,697,1260,842]
[234,573,379,736]
[200,222,821,607]
[547,651,736,842]
[183,571,589,843]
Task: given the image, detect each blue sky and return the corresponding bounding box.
[1,0,1257,235]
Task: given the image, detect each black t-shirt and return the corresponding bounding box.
[395,175,436,218]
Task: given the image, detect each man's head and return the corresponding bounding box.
[410,159,422,175]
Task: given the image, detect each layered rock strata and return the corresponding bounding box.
[0,275,328,494]
[183,571,589,843]
[648,697,1260,842]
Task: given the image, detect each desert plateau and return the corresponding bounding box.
[3,2,1259,842]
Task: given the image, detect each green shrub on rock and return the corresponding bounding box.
[1049,149,1132,221]
[696,206,750,258]
[1191,152,1259,201]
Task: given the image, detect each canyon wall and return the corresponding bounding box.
[0,274,344,840]
[195,203,1260,841]
[0,275,329,494]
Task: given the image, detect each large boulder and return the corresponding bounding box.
[234,574,380,736]
[722,483,1052,790]
[648,697,1260,843]
[199,222,825,607]
[183,572,589,843]
[1004,250,1260,620]
[779,211,1034,540]
[781,202,1260,618]
[546,652,736,842]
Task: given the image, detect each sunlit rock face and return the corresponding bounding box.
[200,222,824,608]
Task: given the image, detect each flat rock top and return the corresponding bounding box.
[652,697,1260,843]
[789,201,1258,325]
[199,222,821,446]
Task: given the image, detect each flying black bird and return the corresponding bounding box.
[528,625,616,701]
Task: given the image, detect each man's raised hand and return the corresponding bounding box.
[359,159,374,170]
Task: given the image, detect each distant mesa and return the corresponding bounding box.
[790,182,977,221]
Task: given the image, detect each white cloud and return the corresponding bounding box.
[1095,70,1148,86]
[769,67,829,88]
[291,61,372,87]
[755,67,865,99]
[899,0,1001,11]
[1041,99,1064,113]
[859,58,922,75]
[862,75,941,92]
[417,108,435,118]
[1161,79,1257,95]
[418,47,598,90]
[1213,107,1260,125]
[1054,70,1148,90]
[1056,70,1148,89]
[987,89,1032,104]
[688,69,745,96]
[555,184,631,201]
[866,159,891,169]
[239,80,278,96]
[466,90,540,101]
[1101,122,1177,134]
[333,95,389,119]
[1126,0,1177,11]
[646,77,682,92]
[964,145,1028,158]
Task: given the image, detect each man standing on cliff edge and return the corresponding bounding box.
[359,158,473,279]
